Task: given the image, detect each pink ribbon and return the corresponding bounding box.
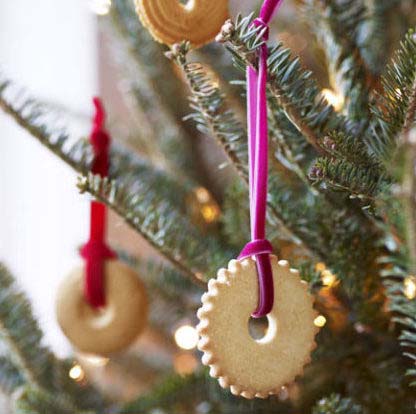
[238,0,284,318]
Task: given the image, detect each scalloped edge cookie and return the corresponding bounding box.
[196,255,319,399]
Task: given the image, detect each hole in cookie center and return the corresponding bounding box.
[86,306,115,330]
[248,316,269,340]
[179,0,194,10]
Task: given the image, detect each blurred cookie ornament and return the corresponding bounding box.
[135,0,229,47]
[57,260,147,355]
[197,0,319,398]
[56,98,148,355]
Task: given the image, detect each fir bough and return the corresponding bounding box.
[312,394,363,414]
[369,28,416,159]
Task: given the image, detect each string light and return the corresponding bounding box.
[201,205,220,223]
[89,0,111,15]
[404,276,416,300]
[321,269,336,287]
[174,325,199,350]
[321,88,344,111]
[315,262,337,287]
[315,262,326,273]
[314,315,327,328]
[195,187,211,203]
[69,364,85,382]
[193,187,221,223]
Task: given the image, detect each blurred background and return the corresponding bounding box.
[2,1,414,412]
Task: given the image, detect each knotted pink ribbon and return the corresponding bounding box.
[238,0,284,318]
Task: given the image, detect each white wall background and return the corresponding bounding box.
[0,1,98,357]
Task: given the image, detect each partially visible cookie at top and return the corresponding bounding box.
[135,0,229,47]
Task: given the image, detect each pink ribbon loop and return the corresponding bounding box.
[239,0,284,318]
[238,239,273,259]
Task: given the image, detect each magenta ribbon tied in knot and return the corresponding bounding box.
[238,0,284,318]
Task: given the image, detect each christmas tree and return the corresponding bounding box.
[0,0,416,413]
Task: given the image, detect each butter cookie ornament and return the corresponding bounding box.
[197,256,318,399]
[57,260,148,355]
[56,98,148,355]
[135,0,229,47]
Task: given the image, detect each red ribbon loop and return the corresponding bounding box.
[82,97,115,308]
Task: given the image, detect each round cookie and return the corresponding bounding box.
[56,260,148,355]
[197,255,318,399]
[135,0,229,47]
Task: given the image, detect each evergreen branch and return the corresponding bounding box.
[0,356,24,394]
[0,75,232,286]
[77,173,229,285]
[0,265,105,412]
[167,41,322,254]
[0,73,196,213]
[305,0,372,125]
[221,180,251,248]
[117,250,202,303]
[381,267,416,388]
[312,394,364,414]
[117,250,201,336]
[117,371,207,414]
[0,78,93,173]
[0,263,56,389]
[307,130,390,200]
[310,157,389,199]
[369,28,416,159]
[110,0,188,120]
[13,386,94,414]
[168,41,382,276]
[166,42,248,182]
[117,369,293,414]
[319,131,382,168]
[267,95,318,185]
[218,15,356,153]
[0,73,201,212]
[361,0,402,76]
[401,128,416,272]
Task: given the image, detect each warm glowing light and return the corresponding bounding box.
[315,262,326,273]
[192,187,220,223]
[69,364,85,382]
[82,354,109,367]
[321,269,336,287]
[174,325,199,350]
[195,187,211,203]
[173,353,199,375]
[201,204,220,223]
[321,88,344,111]
[404,276,416,300]
[89,0,111,15]
[314,315,327,328]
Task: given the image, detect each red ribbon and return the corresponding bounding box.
[80,97,115,308]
